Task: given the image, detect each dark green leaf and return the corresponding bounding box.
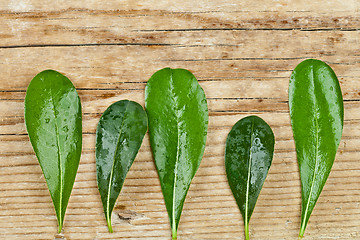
[24,70,82,233]
[225,116,274,240]
[289,59,344,238]
[145,68,208,239]
[96,100,147,232]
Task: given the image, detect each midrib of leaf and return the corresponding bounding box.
[172,121,180,239]
[106,101,129,232]
[245,120,255,240]
[49,86,63,233]
[169,72,180,239]
[299,65,320,237]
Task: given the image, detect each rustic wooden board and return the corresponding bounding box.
[0,1,359,239]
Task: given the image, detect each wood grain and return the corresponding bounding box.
[0,1,359,239]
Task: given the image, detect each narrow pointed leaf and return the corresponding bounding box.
[145,68,208,239]
[96,100,147,232]
[24,70,82,233]
[225,116,274,240]
[289,59,344,238]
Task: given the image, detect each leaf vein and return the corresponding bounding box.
[245,119,255,238]
[49,86,63,233]
[169,71,180,235]
[301,64,320,234]
[106,101,129,231]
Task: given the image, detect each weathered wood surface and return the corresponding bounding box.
[0,0,359,239]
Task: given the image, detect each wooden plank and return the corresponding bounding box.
[1,1,359,239]
[0,0,358,12]
[1,10,359,47]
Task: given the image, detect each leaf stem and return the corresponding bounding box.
[58,224,62,234]
[245,222,250,240]
[107,217,113,233]
[172,228,177,240]
[299,224,305,239]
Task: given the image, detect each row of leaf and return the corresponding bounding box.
[24,59,343,239]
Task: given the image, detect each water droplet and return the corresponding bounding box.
[63,126,69,132]
[254,138,260,145]
[45,118,50,123]
[330,86,334,91]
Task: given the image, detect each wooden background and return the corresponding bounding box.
[0,0,359,239]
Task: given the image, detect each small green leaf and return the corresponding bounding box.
[96,100,147,232]
[225,116,274,240]
[25,70,82,233]
[289,59,344,238]
[145,68,208,239]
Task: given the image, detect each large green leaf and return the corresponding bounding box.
[289,59,344,238]
[96,100,147,232]
[24,70,82,233]
[145,68,208,239]
[225,116,274,240]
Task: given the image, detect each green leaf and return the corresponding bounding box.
[225,116,274,240]
[145,68,208,239]
[289,59,344,238]
[24,70,82,233]
[96,100,147,232]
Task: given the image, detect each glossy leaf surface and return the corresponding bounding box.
[289,59,344,238]
[225,116,274,240]
[24,70,82,233]
[145,68,208,239]
[96,100,147,232]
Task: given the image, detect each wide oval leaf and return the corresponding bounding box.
[289,59,344,238]
[145,68,208,239]
[225,116,274,240]
[24,70,82,233]
[96,100,147,232]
